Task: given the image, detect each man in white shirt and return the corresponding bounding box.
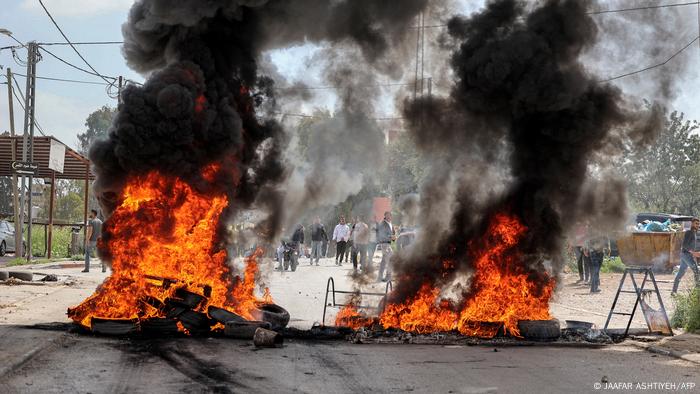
[332,215,350,266]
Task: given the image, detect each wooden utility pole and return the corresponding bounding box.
[6,67,21,256]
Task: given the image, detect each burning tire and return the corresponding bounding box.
[208,306,245,324]
[252,303,290,331]
[517,319,561,340]
[141,318,180,336]
[91,318,139,336]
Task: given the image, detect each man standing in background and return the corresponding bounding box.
[309,216,326,266]
[672,217,700,294]
[82,209,104,273]
[332,216,350,266]
[351,216,370,271]
[345,217,356,264]
[376,211,395,282]
[573,223,590,284]
[585,234,607,294]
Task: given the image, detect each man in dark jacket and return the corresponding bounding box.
[309,217,326,266]
[672,218,700,294]
[376,211,395,282]
[585,235,607,293]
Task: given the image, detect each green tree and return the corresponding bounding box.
[620,111,700,215]
[382,131,427,200]
[54,179,85,222]
[77,106,117,155]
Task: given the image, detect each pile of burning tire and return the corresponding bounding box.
[87,287,290,348]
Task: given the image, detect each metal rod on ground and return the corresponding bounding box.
[6,67,21,257]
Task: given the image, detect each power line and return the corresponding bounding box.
[36,41,123,46]
[38,0,115,85]
[599,35,699,82]
[39,46,116,81]
[588,1,700,15]
[11,75,46,136]
[277,81,413,91]
[272,112,403,121]
[13,72,110,86]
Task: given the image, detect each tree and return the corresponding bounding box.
[619,111,700,215]
[77,106,117,155]
[382,131,427,200]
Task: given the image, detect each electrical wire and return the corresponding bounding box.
[11,48,28,67]
[2,32,26,48]
[39,46,116,81]
[13,72,110,86]
[277,81,415,91]
[405,1,700,28]
[38,0,115,85]
[588,1,700,15]
[11,76,46,136]
[599,35,699,82]
[272,112,403,121]
[36,41,123,46]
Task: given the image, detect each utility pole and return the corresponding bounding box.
[18,41,38,263]
[6,67,21,257]
[117,75,123,104]
[413,13,421,100]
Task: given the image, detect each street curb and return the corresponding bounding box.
[629,341,700,366]
[0,332,68,378]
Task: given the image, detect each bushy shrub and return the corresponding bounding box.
[601,256,626,273]
[671,289,700,332]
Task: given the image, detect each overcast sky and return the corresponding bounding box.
[1,0,698,150]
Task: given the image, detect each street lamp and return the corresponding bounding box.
[0,28,25,48]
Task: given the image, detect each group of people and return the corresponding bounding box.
[276,211,397,282]
[330,211,395,281]
[571,223,611,294]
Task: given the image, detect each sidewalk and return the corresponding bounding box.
[630,332,700,365]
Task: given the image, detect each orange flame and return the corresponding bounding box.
[338,213,554,338]
[334,304,376,329]
[67,169,270,330]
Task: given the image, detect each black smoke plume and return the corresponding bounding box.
[91,0,431,250]
[390,0,663,302]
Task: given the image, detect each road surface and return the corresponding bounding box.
[1,325,697,394]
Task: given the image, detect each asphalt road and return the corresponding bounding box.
[1,325,697,394]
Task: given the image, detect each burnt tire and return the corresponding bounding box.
[517,319,561,340]
[91,318,139,336]
[8,271,33,281]
[208,306,245,324]
[253,303,290,331]
[0,271,8,280]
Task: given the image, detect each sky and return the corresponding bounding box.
[1,0,699,151]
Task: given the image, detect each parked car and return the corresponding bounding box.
[0,220,26,257]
